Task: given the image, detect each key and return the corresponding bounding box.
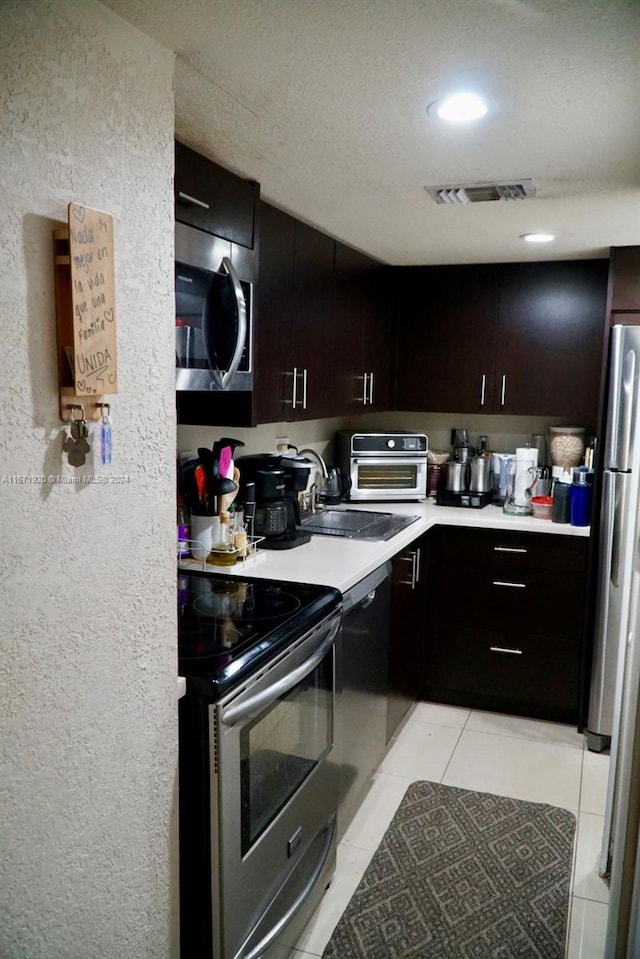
[63,415,91,467]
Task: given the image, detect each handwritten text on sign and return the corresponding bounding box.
[68,202,118,395]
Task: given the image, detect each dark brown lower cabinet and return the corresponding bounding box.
[386,535,430,742]
[423,526,589,724]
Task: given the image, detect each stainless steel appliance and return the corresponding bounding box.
[175,221,253,392]
[587,326,640,935]
[588,324,640,754]
[338,564,391,837]
[335,431,428,502]
[178,571,342,959]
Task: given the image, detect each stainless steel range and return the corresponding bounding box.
[178,571,342,959]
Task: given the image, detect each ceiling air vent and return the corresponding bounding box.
[425,179,536,205]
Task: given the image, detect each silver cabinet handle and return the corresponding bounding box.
[490,646,523,655]
[176,191,210,210]
[302,367,308,409]
[492,580,526,589]
[480,373,486,407]
[292,366,299,408]
[494,546,527,554]
[397,550,418,588]
[500,374,506,407]
[369,371,374,405]
[362,372,369,405]
[415,546,421,585]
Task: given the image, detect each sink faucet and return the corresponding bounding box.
[298,448,328,480]
[298,448,328,513]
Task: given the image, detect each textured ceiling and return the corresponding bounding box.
[103,0,640,264]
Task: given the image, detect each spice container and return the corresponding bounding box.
[207,511,238,566]
[177,495,190,558]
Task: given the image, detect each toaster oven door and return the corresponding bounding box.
[349,457,427,501]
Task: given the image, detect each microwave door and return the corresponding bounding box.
[203,257,247,390]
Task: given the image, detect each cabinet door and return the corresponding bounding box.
[609,246,640,313]
[174,140,258,249]
[387,538,427,742]
[333,244,392,415]
[363,266,392,412]
[495,260,608,419]
[291,223,336,420]
[254,203,295,424]
[333,243,368,415]
[394,265,498,413]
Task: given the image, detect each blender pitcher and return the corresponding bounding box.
[503,448,538,515]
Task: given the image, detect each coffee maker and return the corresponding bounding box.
[236,453,313,550]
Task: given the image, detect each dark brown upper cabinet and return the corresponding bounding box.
[608,246,640,317]
[254,203,336,423]
[333,243,392,416]
[394,265,499,415]
[394,259,608,423]
[174,140,259,249]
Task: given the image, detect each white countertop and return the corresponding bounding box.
[179,501,589,594]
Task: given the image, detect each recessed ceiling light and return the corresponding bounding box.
[429,93,488,123]
[520,232,556,243]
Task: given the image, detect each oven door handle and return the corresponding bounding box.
[240,815,337,959]
[221,616,340,727]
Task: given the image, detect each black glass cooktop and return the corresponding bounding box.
[178,570,341,698]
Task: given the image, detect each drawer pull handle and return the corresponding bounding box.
[494,546,528,554]
[492,580,526,589]
[490,646,523,656]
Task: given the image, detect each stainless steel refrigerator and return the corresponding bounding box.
[588,325,640,956]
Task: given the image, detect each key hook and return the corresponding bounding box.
[69,404,86,421]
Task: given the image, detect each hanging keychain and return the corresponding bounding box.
[100,404,113,465]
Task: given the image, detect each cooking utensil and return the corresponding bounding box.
[194,464,209,512]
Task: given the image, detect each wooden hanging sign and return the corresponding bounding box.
[67,202,118,396]
[53,204,118,420]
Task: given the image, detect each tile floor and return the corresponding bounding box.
[294,703,610,959]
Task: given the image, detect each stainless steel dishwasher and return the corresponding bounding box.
[337,563,392,838]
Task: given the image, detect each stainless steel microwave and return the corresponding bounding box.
[335,431,429,502]
[175,221,253,392]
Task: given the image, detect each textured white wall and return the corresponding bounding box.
[0,2,178,956]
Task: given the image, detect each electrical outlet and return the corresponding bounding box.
[275,436,290,453]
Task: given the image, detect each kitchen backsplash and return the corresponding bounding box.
[178,411,593,468]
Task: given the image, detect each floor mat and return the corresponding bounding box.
[322,780,576,959]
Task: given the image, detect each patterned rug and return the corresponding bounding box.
[322,781,576,959]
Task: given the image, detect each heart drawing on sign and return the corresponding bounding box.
[72,205,86,223]
[108,372,116,384]
[104,308,114,323]
[77,379,86,392]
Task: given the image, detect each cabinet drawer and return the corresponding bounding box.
[437,626,579,712]
[437,526,588,572]
[437,564,585,640]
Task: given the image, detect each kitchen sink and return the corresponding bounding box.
[298,508,419,541]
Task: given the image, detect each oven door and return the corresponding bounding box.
[349,456,428,501]
[213,611,341,959]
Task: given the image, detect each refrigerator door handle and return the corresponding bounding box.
[618,348,637,473]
